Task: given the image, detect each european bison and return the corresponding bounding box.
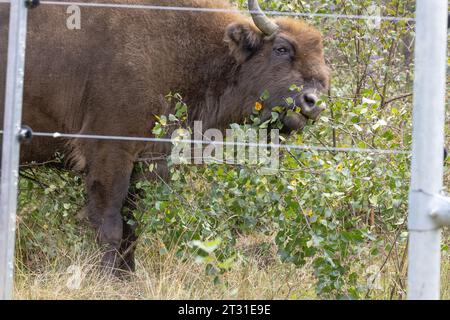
[0,0,330,272]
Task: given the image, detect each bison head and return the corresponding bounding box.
[224,0,330,133]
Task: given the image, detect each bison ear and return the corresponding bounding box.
[224,22,263,64]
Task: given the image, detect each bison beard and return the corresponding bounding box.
[0,0,330,273]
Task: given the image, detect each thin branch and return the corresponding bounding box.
[384,93,413,106]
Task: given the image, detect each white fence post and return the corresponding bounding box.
[408,0,448,300]
[0,0,29,300]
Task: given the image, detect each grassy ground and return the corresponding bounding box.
[14,235,317,300]
[13,232,450,300]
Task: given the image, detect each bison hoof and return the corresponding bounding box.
[100,250,119,272]
[99,250,135,279]
[118,256,135,274]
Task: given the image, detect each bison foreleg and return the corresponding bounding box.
[84,144,135,273]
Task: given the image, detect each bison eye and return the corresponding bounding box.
[274,47,289,55]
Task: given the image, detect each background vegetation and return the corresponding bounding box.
[14,0,449,299]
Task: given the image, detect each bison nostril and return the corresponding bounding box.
[303,93,318,107]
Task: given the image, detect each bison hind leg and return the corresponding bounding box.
[115,160,170,274]
[117,205,138,274]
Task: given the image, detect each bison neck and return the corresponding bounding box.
[187,54,249,132]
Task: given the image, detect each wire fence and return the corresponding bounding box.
[0,130,412,155]
[0,0,448,302]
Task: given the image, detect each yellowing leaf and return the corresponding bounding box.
[303,209,313,217]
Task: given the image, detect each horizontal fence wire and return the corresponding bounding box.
[0,0,416,22]
[0,130,411,155]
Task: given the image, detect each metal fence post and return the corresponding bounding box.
[0,0,29,300]
[408,0,448,300]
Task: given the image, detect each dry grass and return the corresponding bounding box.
[13,233,449,300]
[14,243,316,300]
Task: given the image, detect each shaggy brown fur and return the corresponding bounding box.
[0,0,330,272]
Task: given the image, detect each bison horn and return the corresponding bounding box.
[248,0,279,36]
